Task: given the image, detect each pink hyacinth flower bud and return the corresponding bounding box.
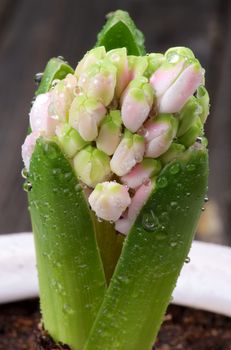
[150,60,186,98]
[75,46,106,78]
[69,94,106,141]
[142,114,178,158]
[115,180,153,235]
[21,131,41,170]
[30,92,59,137]
[88,181,131,222]
[121,158,161,189]
[73,146,111,188]
[96,110,122,155]
[48,74,77,122]
[150,47,204,114]
[121,77,154,132]
[78,58,117,106]
[158,63,204,113]
[110,130,145,176]
[107,48,130,97]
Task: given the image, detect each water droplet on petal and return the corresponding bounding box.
[185,256,190,263]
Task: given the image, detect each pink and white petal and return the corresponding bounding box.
[150,60,185,97]
[78,113,98,141]
[121,92,150,132]
[30,92,60,136]
[115,216,132,235]
[158,65,204,113]
[21,131,41,170]
[88,182,131,222]
[127,182,153,221]
[121,163,151,189]
[115,182,153,235]
[143,119,169,142]
[145,134,172,158]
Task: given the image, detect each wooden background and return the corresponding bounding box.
[0,0,230,244]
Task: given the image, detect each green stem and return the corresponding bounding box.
[28,139,106,350]
[93,217,124,283]
[84,146,208,350]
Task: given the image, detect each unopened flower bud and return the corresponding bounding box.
[22,131,40,170]
[143,114,178,158]
[150,46,204,114]
[96,110,122,155]
[110,130,145,176]
[150,60,186,98]
[159,62,204,113]
[115,180,154,235]
[160,143,185,165]
[144,53,164,77]
[30,92,59,137]
[177,96,202,137]
[56,123,89,158]
[89,181,131,222]
[121,158,161,189]
[75,46,106,78]
[48,74,77,122]
[178,117,203,148]
[196,86,210,123]
[69,95,106,141]
[73,146,111,188]
[128,55,148,79]
[107,48,130,97]
[78,58,117,106]
[121,77,154,132]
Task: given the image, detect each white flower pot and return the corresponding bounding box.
[0,233,230,317]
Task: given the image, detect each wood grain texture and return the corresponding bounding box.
[0,0,228,241]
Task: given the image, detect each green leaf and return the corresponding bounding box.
[84,146,208,350]
[36,57,74,96]
[96,10,146,55]
[28,139,106,350]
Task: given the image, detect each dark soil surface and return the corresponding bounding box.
[0,299,230,350]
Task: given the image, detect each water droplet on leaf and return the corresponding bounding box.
[23,181,32,192]
[186,163,196,172]
[157,176,168,188]
[170,163,181,175]
[34,72,43,84]
[142,210,159,231]
[21,168,28,179]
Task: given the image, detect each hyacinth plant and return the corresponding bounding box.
[22,10,209,350]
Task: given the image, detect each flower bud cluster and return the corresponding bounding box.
[22,46,209,234]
